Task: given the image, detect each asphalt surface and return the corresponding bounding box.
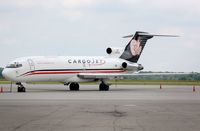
[0,84,200,131]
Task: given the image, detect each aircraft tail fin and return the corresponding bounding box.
[120,31,178,63]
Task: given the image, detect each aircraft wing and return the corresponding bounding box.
[78,72,192,79]
[78,73,126,79]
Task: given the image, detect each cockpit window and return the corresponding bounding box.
[6,63,22,68]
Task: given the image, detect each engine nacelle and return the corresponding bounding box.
[106,47,123,57]
[121,62,144,71]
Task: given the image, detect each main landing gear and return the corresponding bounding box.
[99,81,109,91]
[69,82,79,91]
[66,81,110,91]
[16,82,26,92]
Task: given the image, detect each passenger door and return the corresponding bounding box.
[27,59,35,71]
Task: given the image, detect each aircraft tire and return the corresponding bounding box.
[21,87,26,92]
[69,83,79,91]
[17,86,26,92]
[99,83,109,91]
[17,87,21,92]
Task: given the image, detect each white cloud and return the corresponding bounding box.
[0,20,11,31]
[2,0,200,12]
[183,33,200,49]
[120,0,200,13]
[0,0,98,22]
[156,27,185,36]
[62,10,84,22]
[0,0,95,9]
[0,37,17,45]
[61,0,94,8]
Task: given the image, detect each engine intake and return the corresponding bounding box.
[122,62,127,68]
[106,47,123,56]
[106,47,112,54]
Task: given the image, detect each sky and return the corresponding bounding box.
[0,0,200,72]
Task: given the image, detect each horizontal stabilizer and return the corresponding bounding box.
[123,33,179,38]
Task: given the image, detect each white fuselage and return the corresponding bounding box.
[2,56,138,83]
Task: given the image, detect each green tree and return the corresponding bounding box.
[0,67,3,79]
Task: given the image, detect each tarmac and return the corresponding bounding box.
[0,84,200,131]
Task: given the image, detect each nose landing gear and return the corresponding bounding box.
[16,82,26,92]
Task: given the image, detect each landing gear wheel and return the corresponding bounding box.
[17,86,21,92]
[17,83,26,92]
[69,83,79,91]
[18,87,26,92]
[21,87,26,92]
[99,82,109,91]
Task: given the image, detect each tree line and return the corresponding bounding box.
[0,67,3,79]
[125,71,200,81]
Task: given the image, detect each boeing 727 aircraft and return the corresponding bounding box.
[2,31,177,92]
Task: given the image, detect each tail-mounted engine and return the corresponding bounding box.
[121,62,144,71]
[106,47,123,57]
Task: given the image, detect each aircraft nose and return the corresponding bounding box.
[2,69,6,78]
[2,69,13,80]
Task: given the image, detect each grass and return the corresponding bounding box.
[0,79,199,85]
